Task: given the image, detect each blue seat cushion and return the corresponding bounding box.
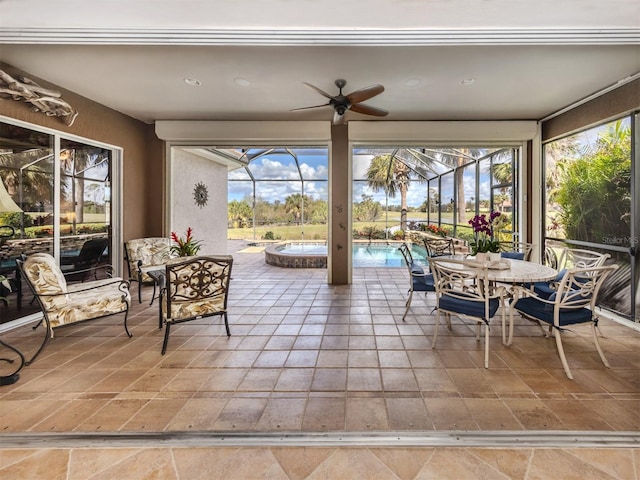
[532,281,557,299]
[439,292,499,320]
[410,262,425,275]
[514,296,592,326]
[411,264,435,292]
[533,268,590,299]
[501,251,525,260]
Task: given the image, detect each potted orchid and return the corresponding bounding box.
[170,227,202,257]
[468,211,507,259]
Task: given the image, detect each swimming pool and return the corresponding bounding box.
[264,242,428,268]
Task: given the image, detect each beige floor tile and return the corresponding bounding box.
[316,350,348,367]
[257,397,307,430]
[306,448,401,480]
[527,449,620,480]
[165,397,228,430]
[275,368,314,391]
[0,449,70,480]
[385,397,433,430]
[237,368,281,391]
[349,350,380,367]
[311,368,347,391]
[415,449,512,479]
[121,397,188,431]
[464,398,523,430]
[502,398,564,430]
[378,350,411,368]
[213,397,268,431]
[302,397,345,430]
[424,397,480,430]
[199,368,248,392]
[348,368,383,391]
[370,448,435,480]
[564,448,638,480]
[346,397,389,430]
[380,368,419,391]
[447,368,496,395]
[270,447,336,480]
[468,448,532,480]
[76,398,149,431]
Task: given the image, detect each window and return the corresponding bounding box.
[543,117,635,319]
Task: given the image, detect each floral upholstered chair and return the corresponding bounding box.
[124,237,173,304]
[17,253,131,365]
[160,255,233,354]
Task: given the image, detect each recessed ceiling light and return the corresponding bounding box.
[460,78,475,86]
[234,77,251,87]
[184,78,202,87]
[405,78,421,87]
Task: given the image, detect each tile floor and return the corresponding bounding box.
[1,240,638,478]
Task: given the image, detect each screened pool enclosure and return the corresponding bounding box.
[226,145,520,245]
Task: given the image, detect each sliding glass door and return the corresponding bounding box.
[0,119,120,325]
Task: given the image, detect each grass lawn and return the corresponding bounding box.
[227,211,455,241]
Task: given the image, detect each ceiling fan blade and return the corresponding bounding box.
[346,84,384,104]
[290,103,331,112]
[350,103,389,117]
[302,82,334,100]
[332,109,345,125]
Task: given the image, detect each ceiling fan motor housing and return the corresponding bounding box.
[295,78,387,124]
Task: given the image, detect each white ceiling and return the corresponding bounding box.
[0,0,639,125]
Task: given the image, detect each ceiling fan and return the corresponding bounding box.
[292,79,388,125]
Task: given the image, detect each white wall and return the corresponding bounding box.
[170,148,228,255]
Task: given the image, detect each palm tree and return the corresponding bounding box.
[366,154,412,231]
[284,193,304,225]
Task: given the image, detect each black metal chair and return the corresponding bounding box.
[60,237,109,282]
[159,255,233,355]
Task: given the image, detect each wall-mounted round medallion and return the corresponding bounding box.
[193,182,209,208]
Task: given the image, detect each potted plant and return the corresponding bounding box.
[170,227,202,257]
[468,211,507,261]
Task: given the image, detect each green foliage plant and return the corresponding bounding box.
[170,227,202,257]
[555,121,631,244]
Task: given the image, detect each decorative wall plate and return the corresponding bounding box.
[193,182,209,208]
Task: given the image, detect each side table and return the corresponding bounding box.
[147,269,166,328]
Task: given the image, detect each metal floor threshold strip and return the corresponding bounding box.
[2,431,638,449]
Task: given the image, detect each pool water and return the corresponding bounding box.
[275,242,428,268]
[353,243,427,267]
